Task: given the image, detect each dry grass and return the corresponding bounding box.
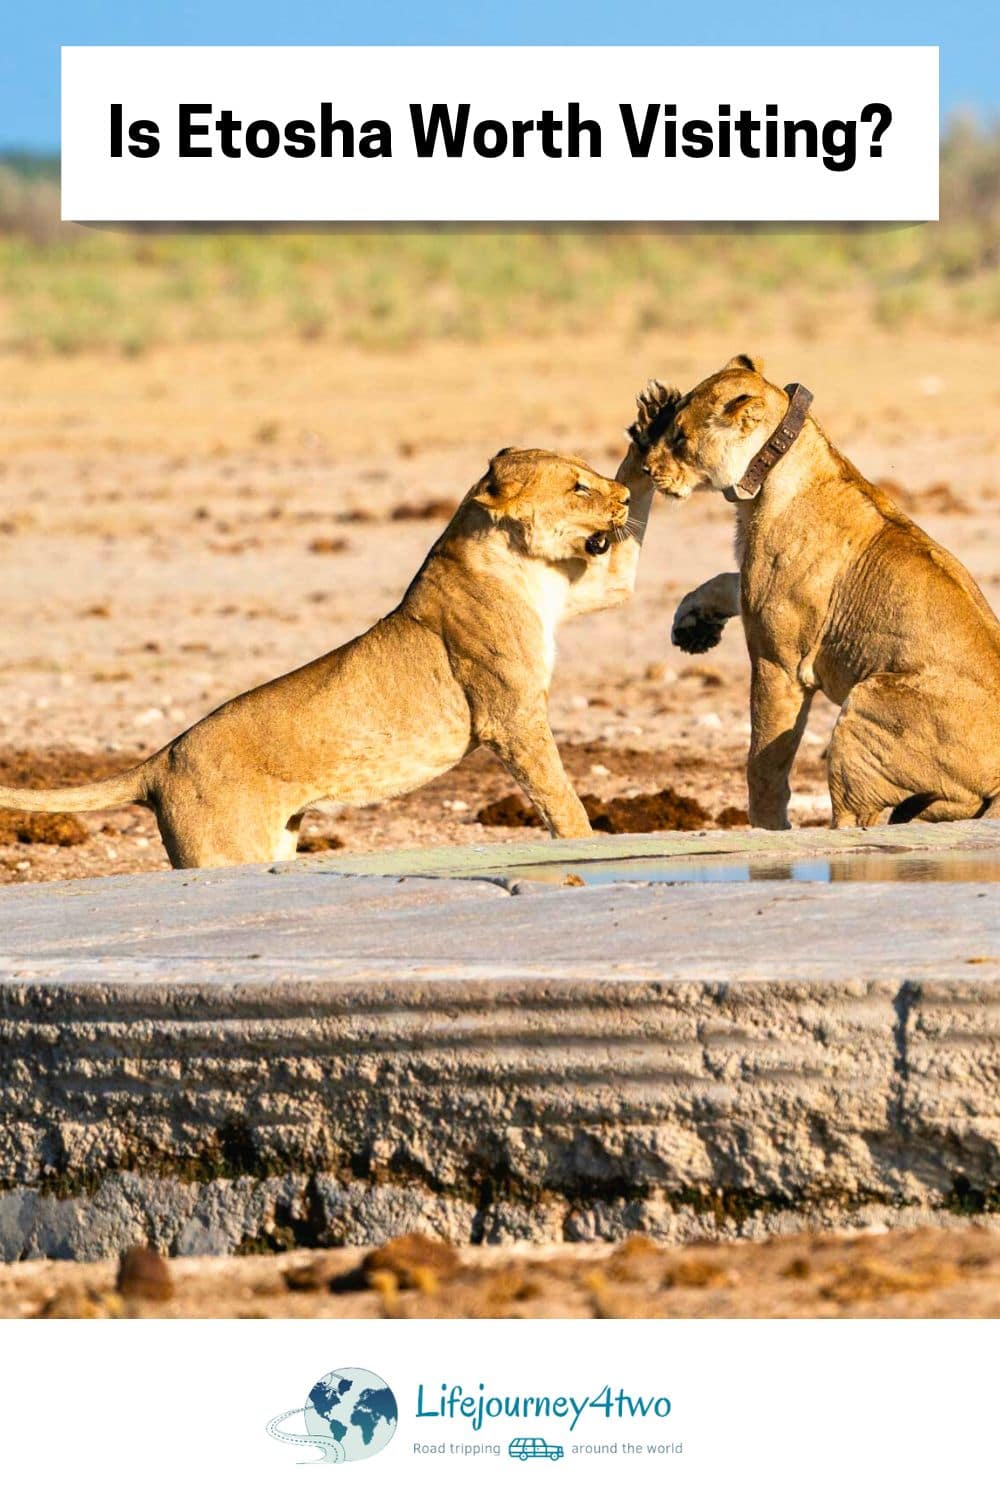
[2,122,1000,356]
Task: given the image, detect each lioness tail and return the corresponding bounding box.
[0,761,151,814]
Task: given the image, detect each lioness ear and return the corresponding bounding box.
[723,393,767,430]
[725,353,765,374]
[477,452,520,511]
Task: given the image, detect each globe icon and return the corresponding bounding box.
[301,1368,398,1463]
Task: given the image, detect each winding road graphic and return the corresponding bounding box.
[266,1408,346,1464]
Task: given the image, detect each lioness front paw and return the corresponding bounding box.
[671,610,728,654]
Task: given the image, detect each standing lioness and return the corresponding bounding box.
[0,446,652,867]
[639,355,1000,829]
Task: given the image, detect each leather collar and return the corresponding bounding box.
[724,382,813,502]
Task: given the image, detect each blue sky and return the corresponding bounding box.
[2,0,993,151]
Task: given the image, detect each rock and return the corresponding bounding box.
[3,837,1000,1259]
[116,1246,173,1302]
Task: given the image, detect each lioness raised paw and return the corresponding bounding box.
[671,607,729,655]
[671,571,741,654]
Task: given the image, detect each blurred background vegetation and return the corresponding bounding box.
[1,118,997,357]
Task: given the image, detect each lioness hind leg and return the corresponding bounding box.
[828,674,983,829]
[829,678,924,828]
[155,794,293,870]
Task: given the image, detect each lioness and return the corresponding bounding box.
[637,355,1000,829]
[0,445,653,867]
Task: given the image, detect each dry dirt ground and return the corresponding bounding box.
[1,327,997,881]
[5,1227,1000,1319]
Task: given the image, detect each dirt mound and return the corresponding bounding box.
[477,786,713,833]
[584,787,710,833]
[476,793,544,829]
[389,498,454,522]
[335,506,377,524]
[307,536,349,554]
[295,831,344,853]
[0,810,88,847]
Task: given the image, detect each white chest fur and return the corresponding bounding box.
[523,562,572,681]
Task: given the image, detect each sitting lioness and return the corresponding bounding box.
[0,445,653,867]
[636,355,1000,829]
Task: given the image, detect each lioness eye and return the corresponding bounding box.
[574,481,592,494]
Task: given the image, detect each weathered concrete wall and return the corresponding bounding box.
[2,833,1000,1259]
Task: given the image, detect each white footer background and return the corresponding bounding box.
[3,1318,990,1495]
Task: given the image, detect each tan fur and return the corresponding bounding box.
[0,446,654,866]
[643,356,1000,829]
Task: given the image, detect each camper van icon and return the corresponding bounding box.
[508,1436,565,1462]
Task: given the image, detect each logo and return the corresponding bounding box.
[267,1367,398,1465]
[508,1436,565,1462]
